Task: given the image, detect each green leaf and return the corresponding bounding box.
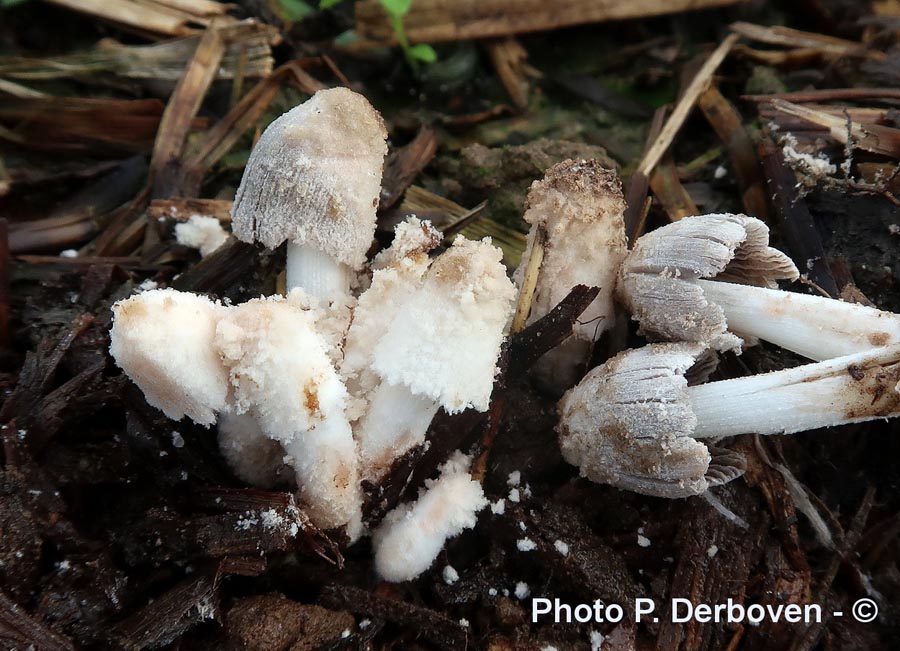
[379,0,412,18]
[406,43,437,64]
[1,0,31,8]
[319,0,343,8]
[275,0,314,22]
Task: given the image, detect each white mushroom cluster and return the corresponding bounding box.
[109,89,514,577]
[552,211,900,498]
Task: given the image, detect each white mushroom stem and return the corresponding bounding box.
[217,412,289,488]
[283,416,363,539]
[346,233,516,483]
[698,280,900,361]
[286,242,353,303]
[353,382,440,478]
[688,344,900,439]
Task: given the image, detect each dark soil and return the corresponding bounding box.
[1,0,899,649]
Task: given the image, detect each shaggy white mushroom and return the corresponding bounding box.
[215,291,363,535]
[174,215,230,258]
[618,213,900,361]
[373,452,487,582]
[346,235,517,482]
[517,159,627,389]
[340,217,443,422]
[231,87,388,303]
[109,288,229,426]
[558,342,900,498]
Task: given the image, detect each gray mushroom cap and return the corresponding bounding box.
[231,87,388,270]
[557,342,745,498]
[617,214,799,352]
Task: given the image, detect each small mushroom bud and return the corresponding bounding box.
[109,288,229,426]
[231,87,388,303]
[558,342,900,497]
[517,160,627,390]
[618,213,798,353]
[373,452,487,582]
[619,213,900,361]
[346,235,517,482]
[215,291,362,535]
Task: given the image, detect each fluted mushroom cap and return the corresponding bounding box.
[618,214,799,352]
[231,87,388,270]
[557,343,744,498]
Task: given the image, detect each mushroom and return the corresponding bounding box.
[174,215,230,258]
[558,342,900,497]
[215,291,363,535]
[231,87,388,304]
[516,159,627,389]
[373,451,487,582]
[340,217,443,422]
[618,213,900,361]
[344,234,517,482]
[217,412,291,488]
[109,288,229,426]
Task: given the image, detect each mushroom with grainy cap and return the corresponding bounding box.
[231,87,388,303]
[618,213,796,353]
[517,159,627,390]
[558,342,900,498]
[345,234,517,482]
[619,213,900,361]
[109,288,229,427]
[215,291,363,535]
[373,451,487,582]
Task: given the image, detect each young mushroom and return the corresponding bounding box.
[517,159,627,390]
[340,217,443,422]
[618,213,900,361]
[558,342,900,497]
[215,291,363,535]
[109,288,229,427]
[373,452,487,582]
[231,87,388,304]
[344,234,517,483]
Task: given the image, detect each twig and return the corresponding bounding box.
[698,85,770,221]
[636,33,740,180]
[624,106,666,240]
[771,99,900,158]
[743,87,900,103]
[648,155,698,221]
[758,136,840,297]
[730,21,881,59]
[354,0,746,46]
[510,226,546,334]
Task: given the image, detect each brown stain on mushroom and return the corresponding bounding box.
[331,460,351,490]
[303,382,321,417]
[868,331,891,346]
[842,361,900,420]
